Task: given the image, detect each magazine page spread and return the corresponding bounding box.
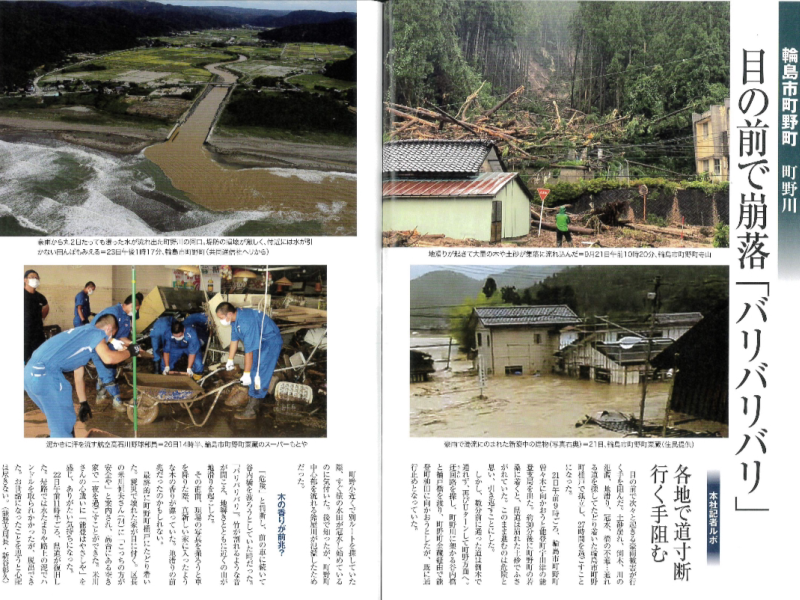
[1,0,381,596]
[0,0,797,597]
[382,0,794,596]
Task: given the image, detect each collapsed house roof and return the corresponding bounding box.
[653,312,704,327]
[473,305,581,328]
[569,312,704,334]
[383,139,502,176]
[593,338,676,365]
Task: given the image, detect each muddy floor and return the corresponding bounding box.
[24,368,326,439]
[410,364,727,438]
[385,227,714,249]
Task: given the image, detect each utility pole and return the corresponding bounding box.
[638,275,661,437]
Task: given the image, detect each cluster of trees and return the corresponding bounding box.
[387,0,728,113]
[250,10,356,29]
[449,265,728,349]
[569,2,729,118]
[488,265,728,319]
[387,0,524,106]
[257,18,356,49]
[220,89,356,137]
[325,55,357,82]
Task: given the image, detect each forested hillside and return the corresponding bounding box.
[258,18,357,49]
[384,1,730,178]
[524,265,728,319]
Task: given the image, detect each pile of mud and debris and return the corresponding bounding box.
[383,208,716,249]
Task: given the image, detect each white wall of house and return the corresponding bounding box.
[480,326,560,375]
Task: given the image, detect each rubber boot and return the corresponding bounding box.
[96,379,107,400]
[112,395,126,413]
[234,396,261,420]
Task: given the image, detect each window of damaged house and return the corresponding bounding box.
[477,332,482,347]
[534,333,542,344]
[714,158,721,175]
[702,121,709,137]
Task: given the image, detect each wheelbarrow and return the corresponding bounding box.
[124,371,241,427]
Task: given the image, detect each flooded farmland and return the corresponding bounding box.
[410,367,728,438]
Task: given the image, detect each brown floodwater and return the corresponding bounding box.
[410,366,728,438]
[143,58,356,234]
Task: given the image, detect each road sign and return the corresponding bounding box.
[537,188,550,202]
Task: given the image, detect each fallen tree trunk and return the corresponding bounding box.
[623,222,707,241]
[482,85,524,118]
[535,220,596,235]
[385,106,436,128]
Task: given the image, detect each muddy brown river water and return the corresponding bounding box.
[143,57,356,234]
[410,369,727,438]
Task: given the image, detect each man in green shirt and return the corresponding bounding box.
[556,206,573,248]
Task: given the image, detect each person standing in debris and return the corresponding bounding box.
[24,270,49,364]
[216,302,282,420]
[73,281,96,327]
[556,206,573,248]
[90,295,141,412]
[162,321,203,379]
[24,314,142,438]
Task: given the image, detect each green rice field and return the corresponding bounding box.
[41,47,236,85]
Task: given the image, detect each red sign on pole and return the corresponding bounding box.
[537,188,550,202]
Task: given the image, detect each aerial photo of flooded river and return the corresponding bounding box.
[0,4,357,236]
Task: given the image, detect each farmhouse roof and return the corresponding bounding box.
[473,305,581,328]
[383,139,500,175]
[383,171,528,200]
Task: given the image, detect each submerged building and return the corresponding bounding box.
[470,305,581,375]
[555,313,704,385]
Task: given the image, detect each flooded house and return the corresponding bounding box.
[556,312,703,385]
[382,139,533,242]
[471,305,581,375]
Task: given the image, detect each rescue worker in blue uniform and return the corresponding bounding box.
[216,302,282,420]
[90,294,141,412]
[183,312,209,348]
[149,315,174,374]
[24,314,142,437]
[162,321,204,378]
[73,281,95,327]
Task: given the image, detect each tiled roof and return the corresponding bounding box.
[474,305,581,327]
[383,139,496,174]
[383,172,519,199]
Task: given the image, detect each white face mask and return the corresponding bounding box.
[125,308,133,317]
[219,317,231,326]
[88,289,94,296]
[172,335,184,342]
[28,278,40,289]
